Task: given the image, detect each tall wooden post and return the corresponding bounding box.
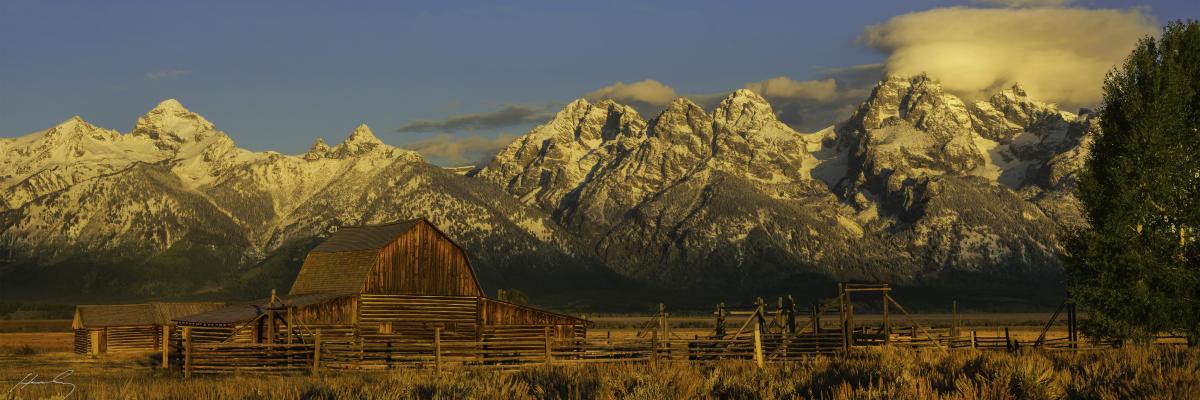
[286,307,293,345]
[971,331,977,350]
[650,330,659,367]
[658,303,669,339]
[544,326,554,365]
[785,296,796,335]
[313,329,322,374]
[755,297,766,336]
[1004,327,1012,351]
[183,327,193,378]
[838,286,848,352]
[952,300,959,337]
[883,296,891,346]
[715,303,726,337]
[752,322,764,368]
[1067,303,1078,349]
[846,297,855,348]
[161,326,171,369]
[434,327,442,373]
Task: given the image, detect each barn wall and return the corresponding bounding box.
[357,294,479,341]
[363,222,483,296]
[479,299,587,339]
[293,297,358,325]
[73,329,90,355]
[103,325,159,353]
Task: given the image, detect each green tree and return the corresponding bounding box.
[1066,20,1200,344]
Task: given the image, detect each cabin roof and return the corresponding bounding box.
[310,219,422,253]
[73,302,225,329]
[173,292,355,326]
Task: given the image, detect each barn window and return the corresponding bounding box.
[379,321,393,334]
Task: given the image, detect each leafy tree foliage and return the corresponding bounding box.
[1067,21,1200,343]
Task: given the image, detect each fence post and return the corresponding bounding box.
[162,325,171,369]
[883,298,890,346]
[544,326,554,365]
[1004,327,1012,351]
[971,331,977,350]
[183,326,192,378]
[753,322,764,368]
[650,330,659,367]
[434,327,442,373]
[1067,303,1078,349]
[950,299,960,336]
[313,329,322,374]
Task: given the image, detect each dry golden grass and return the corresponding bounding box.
[0,333,72,355]
[0,345,1197,399]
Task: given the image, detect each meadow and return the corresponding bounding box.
[1,315,1195,399]
[1,344,1197,399]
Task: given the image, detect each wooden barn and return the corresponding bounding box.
[72,302,224,355]
[173,218,587,356]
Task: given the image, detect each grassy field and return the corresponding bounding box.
[0,345,1197,399]
[1,316,1192,399]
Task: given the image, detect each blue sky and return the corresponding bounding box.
[1,0,1196,164]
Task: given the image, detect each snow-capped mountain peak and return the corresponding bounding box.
[304,137,331,160]
[327,124,402,159]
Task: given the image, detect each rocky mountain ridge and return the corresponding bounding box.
[479,74,1094,289]
[0,75,1094,304]
[0,101,594,299]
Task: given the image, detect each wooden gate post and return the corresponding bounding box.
[313,329,322,374]
[434,327,442,373]
[752,323,764,368]
[952,300,959,338]
[650,330,659,367]
[161,326,171,369]
[883,297,891,346]
[183,327,192,378]
[544,326,554,365]
[1067,303,1078,349]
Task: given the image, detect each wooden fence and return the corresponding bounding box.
[175,326,1184,375]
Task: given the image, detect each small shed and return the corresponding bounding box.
[174,218,588,345]
[73,302,224,355]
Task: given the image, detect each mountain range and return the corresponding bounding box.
[0,74,1094,310]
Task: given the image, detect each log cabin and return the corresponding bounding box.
[173,218,587,348]
[72,302,224,355]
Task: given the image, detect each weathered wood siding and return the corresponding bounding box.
[479,298,587,339]
[73,329,90,354]
[362,221,483,296]
[357,294,479,341]
[293,296,358,325]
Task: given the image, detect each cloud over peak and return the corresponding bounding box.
[971,0,1076,8]
[401,133,518,166]
[743,77,838,102]
[584,80,678,107]
[396,104,555,133]
[863,6,1157,107]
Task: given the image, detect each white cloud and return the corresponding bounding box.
[971,0,1075,8]
[402,133,518,166]
[146,69,190,81]
[585,80,678,106]
[396,104,554,133]
[743,77,838,102]
[863,6,1157,107]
